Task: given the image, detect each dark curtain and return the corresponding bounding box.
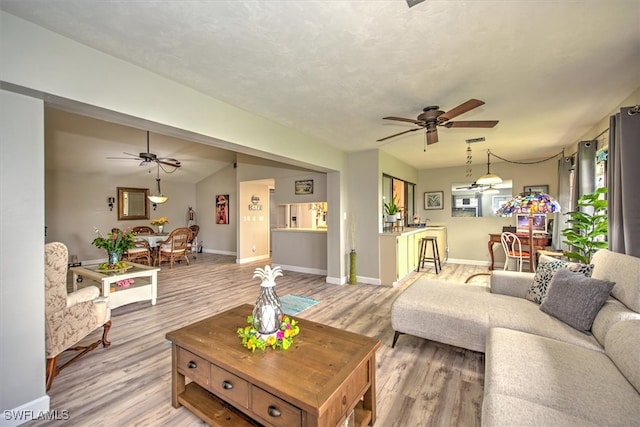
[608,107,640,257]
[553,156,573,251]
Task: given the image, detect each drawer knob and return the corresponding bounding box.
[222,381,233,390]
[187,361,197,369]
[267,406,281,417]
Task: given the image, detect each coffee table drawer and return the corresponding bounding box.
[251,386,301,427]
[210,364,249,408]
[177,348,211,390]
[323,359,370,425]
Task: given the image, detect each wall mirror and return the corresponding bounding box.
[117,187,150,220]
[451,180,512,217]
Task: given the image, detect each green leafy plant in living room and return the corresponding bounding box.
[562,187,608,264]
[92,227,135,255]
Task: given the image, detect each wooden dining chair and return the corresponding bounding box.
[156,227,191,268]
[132,226,154,235]
[125,239,152,265]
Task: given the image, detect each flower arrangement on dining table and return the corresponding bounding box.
[150,217,169,226]
[92,228,135,263]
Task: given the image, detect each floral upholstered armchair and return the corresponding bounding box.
[45,242,112,390]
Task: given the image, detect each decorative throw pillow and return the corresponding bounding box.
[525,255,594,304]
[540,268,615,333]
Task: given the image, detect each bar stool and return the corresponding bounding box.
[416,236,442,274]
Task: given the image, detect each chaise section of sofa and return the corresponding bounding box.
[390,277,603,353]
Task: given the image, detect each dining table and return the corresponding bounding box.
[136,233,170,247]
[135,233,170,262]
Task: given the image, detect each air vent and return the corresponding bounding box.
[465,137,486,144]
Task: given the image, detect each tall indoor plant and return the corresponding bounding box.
[562,187,608,264]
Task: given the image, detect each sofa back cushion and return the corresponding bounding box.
[592,249,640,313]
[605,320,640,393]
[592,298,640,346]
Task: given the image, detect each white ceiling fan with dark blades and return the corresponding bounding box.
[107,131,182,169]
[377,99,499,145]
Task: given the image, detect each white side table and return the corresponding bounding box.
[70,262,159,309]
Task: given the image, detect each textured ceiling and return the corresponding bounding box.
[2,0,639,172]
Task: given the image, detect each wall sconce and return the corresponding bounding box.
[107,197,115,211]
[152,202,158,211]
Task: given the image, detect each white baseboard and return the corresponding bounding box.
[278,264,327,276]
[202,248,236,256]
[236,254,270,264]
[1,395,50,426]
[358,276,382,285]
[325,276,345,285]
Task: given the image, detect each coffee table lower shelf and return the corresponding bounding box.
[178,382,372,427]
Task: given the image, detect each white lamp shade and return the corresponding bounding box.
[148,195,168,204]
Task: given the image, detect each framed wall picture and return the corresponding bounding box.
[424,191,444,210]
[216,194,229,224]
[523,185,549,194]
[295,179,313,195]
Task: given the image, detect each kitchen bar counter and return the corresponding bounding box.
[380,225,447,286]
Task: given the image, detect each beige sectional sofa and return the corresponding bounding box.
[391,249,640,426]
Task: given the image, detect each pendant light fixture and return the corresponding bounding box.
[482,185,500,195]
[148,163,168,204]
[476,150,502,185]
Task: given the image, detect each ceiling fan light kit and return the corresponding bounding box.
[107,131,181,169]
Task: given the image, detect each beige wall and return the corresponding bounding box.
[195,163,238,255]
[1,90,48,415]
[346,150,380,282]
[46,169,196,262]
[418,159,558,265]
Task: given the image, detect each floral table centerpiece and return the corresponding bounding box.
[237,265,300,351]
[92,228,135,266]
[150,217,169,233]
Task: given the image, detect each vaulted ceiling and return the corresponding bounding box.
[2,0,639,173]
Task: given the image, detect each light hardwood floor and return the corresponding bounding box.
[31,254,491,427]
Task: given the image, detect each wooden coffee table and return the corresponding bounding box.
[166,304,380,427]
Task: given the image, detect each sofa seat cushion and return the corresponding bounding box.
[483,327,640,427]
[391,279,601,353]
[481,394,600,427]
